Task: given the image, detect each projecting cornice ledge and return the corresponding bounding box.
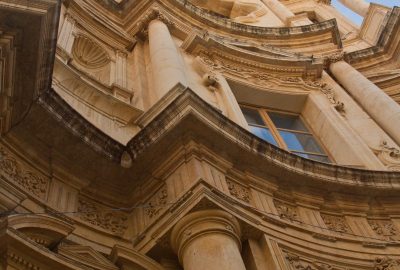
[345,6,400,64]
[126,85,400,191]
[37,86,400,192]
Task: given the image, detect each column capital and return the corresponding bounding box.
[170,209,241,262]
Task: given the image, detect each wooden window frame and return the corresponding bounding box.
[240,104,333,162]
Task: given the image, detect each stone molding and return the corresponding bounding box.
[77,197,128,235]
[0,146,49,199]
[170,209,242,262]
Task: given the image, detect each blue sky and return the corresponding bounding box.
[332,0,398,25]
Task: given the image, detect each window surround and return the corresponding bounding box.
[240,104,333,163]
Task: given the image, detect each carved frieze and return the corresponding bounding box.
[374,257,400,270]
[226,179,251,203]
[197,52,305,89]
[77,198,127,235]
[320,213,351,233]
[285,252,336,270]
[368,219,399,240]
[145,186,168,218]
[0,147,48,199]
[274,201,298,221]
[7,252,40,270]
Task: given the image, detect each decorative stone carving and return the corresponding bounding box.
[324,51,345,67]
[7,252,40,270]
[72,35,110,68]
[304,80,346,116]
[320,213,351,233]
[368,219,399,240]
[0,147,48,199]
[77,198,128,235]
[374,257,400,270]
[372,141,400,171]
[318,0,331,5]
[274,201,298,221]
[285,252,334,270]
[135,8,175,38]
[145,186,168,218]
[226,179,251,203]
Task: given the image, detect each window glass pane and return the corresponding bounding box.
[250,126,278,146]
[294,152,331,163]
[268,112,308,132]
[241,107,265,126]
[279,130,324,153]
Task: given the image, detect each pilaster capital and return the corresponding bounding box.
[170,209,241,261]
[324,51,345,69]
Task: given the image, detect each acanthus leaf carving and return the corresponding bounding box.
[77,198,128,235]
[374,257,400,270]
[226,179,251,203]
[320,213,351,233]
[303,80,345,116]
[145,186,168,218]
[274,201,298,221]
[368,219,399,240]
[0,147,48,199]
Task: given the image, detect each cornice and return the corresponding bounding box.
[345,6,400,66]
[181,31,324,79]
[38,89,125,163]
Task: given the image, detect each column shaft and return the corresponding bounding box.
[261,0,312,26]
[171,210,246,270]
[338,0,370,17]
[330,61,400,146]
[148,19,187,99]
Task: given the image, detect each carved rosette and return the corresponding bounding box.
[368,219,399,240]
[77,198,128,235]
[226,179,251,203]
[0,147,48,199]
[145,186,168,218]
[321,213,351,233]
[274,200,298,221]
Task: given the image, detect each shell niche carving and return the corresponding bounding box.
[72,35,110,68]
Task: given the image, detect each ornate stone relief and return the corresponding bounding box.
[145,186,168,218]
[285,252,336,270]
[374,257,400,270]
[274,200,299,221]
[77,198,127,235]
[6,252,40,270]
[371,141,400,171]
[324,51,345,68]
[368,219,399,240]
[135,8,175,39]
[318,0,331,4]
[197,52,306,89]
[304,80,346,116]
[226,179,251,203]
[320,213,351,233]
[0,147,48,199]
[72,35,110,69]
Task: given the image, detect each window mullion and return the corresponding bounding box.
[259,109,288,150]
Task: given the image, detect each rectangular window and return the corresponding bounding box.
[240,105,331,163]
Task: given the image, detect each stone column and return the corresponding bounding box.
[338,0,370,17]
[171,210,246,270]
[148,19,187,99]
[330,60,400,146]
